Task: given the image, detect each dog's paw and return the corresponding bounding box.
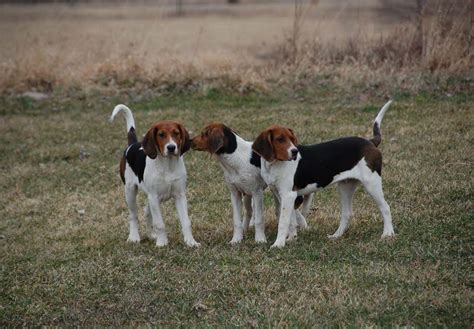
[155,237,169,247]
[185,237,201,248]
[327,232,342,240]
[295,213,309,230]
[230,236,243,245]
[255,236,267,244]
[255,233,267,244]
[381,229,395,239]
[270,239,286,249]
[286,232,297,242]
[127,233,141,243]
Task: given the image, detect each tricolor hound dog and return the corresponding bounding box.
[252,101,395,248]
[110,105,200,248]
[191,123,311,244]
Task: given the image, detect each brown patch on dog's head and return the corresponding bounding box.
[191,122,229,154]
[142,120,191,158]
[252,125,299,162]
[363,144,382,175]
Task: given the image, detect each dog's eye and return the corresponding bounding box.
[158,132,165,138]
[277,136,286,143]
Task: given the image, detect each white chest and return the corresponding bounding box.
[261,157,300,190]
[142,157,187,201]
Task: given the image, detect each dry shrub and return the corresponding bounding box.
[271,0,471,81]
[92,55,268,94]
[0,1,470,95]
[0,49,60,92]
[420,1,472,72]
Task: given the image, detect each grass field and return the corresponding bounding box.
[0,86,472,326]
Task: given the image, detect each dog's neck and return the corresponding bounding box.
[217,133,253,174]
[153,153,184,173]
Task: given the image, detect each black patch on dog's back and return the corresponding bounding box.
[125,142,146,183]
[250,151,261,168]
[294,137,373,189]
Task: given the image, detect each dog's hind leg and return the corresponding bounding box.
[252,191,266,243]
[300,193,314,218]
[361,174,395,238]
[144,203,157,240]
[243,194,252,231]
[125,185,140,242]
[328,180,359,239]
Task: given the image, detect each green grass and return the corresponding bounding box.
[0,88,472,327]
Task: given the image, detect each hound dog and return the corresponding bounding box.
[110,105,200,247]
[252,101,395,248]
[191,123,311,244]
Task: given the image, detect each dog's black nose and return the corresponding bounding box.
[291,148,298,157]
[167,145,176,152]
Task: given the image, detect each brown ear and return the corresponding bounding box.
[177,123,191,155]
[208,129,225,154]
[142,127,158,159]
[252,130,274,162]
[288,128,299,146]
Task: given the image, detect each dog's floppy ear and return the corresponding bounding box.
[252,129,274,162]
[208,128,225,154]
[177,123,191,155]
[288,128,299,146]
[142,126,158,159]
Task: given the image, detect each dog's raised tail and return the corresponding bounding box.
[110,104,137,145]
[371,100,392,147]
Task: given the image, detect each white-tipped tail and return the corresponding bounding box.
[371,100,392,147]
[109,104,136,132]
[374,100,392,129]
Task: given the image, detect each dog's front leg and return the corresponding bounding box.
[252,191,266,243]
[147,194,168,247]
[174,192,200,248]
[229,188,244,244]
[271,191,297,248]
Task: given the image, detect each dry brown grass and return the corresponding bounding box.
[0,0,471,94]
[1,88,472,326]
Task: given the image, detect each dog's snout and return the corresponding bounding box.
[291,148,298,157]
[167,145,176,152]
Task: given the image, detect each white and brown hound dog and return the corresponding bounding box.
[110,105,200,248]
[191,123,310,244]
[252,101,395,248]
